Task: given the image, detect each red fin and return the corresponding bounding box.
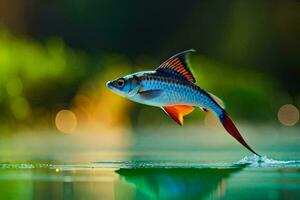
[219,112,260,156]
[162,105,195,126]
[156,49,196,83]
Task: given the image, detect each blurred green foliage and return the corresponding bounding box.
[0,0,299,133]
[0,27,90,132]
[0,26,295,133]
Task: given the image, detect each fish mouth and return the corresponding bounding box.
[106,81,113,89]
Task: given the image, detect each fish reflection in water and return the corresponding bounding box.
[117,164,246,200]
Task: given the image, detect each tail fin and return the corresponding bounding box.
[219,111,260,156]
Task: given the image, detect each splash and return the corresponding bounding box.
[236,155,300,167]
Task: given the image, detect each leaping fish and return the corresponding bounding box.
[106,49,259,155]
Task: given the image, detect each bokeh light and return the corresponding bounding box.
[55,110,77,133]
[277,104,299,126]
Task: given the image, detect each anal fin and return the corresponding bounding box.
[162,105,194,126]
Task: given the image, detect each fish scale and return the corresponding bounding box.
[106,49,260,156]
[137,72,222,115]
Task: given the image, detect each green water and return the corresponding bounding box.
[0,125,299,200]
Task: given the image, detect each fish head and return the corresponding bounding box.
[106,74,141,98]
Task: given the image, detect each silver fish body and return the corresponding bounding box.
[128,71,223,115]
[106,49,259,156]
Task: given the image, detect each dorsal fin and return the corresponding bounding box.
[156,49,196,83]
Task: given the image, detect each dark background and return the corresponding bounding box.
[0,0,299,133]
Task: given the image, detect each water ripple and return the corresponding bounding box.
[236,155,300,168]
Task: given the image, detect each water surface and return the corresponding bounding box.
[0,126,299,200]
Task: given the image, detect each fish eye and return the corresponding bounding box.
[115,78,125,87]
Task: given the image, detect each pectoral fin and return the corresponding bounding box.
[162,105,195,126]
[138,89,164,99]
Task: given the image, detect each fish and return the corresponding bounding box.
[106,49,260,156]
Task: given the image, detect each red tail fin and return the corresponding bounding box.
[219,111,260,156]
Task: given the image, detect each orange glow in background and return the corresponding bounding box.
[55,109,77,134]
[278,104,299,126]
